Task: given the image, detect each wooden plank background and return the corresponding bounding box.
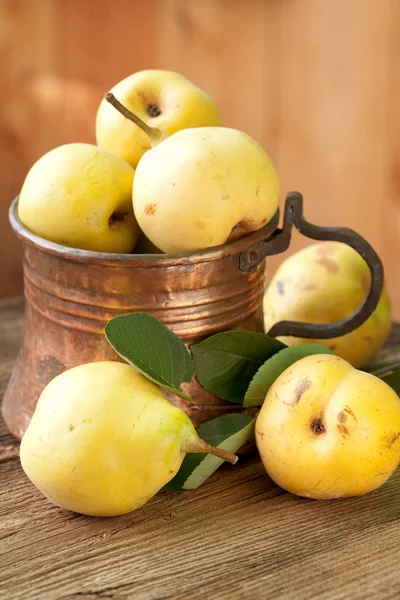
[0,0,399,316]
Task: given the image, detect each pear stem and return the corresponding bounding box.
[105,93,154,136]
[184,437,238,465]
[104,92,169,148]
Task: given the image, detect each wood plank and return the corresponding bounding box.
[156,0,281,159]
[1,299,400,599]
[156,0,223,107]
[0,0,62,298]
[385,0,400,319]
[210,0,281,158]
[58,0,158,144]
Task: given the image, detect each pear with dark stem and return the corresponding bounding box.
[105,93,281,255]
[96,70,222,167]
[105,92,170,148]
[20,361,237,517]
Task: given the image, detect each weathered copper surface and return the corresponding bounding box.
[3,193,384,440]
[3,199,279,439]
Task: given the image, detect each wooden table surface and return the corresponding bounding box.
[1,297,400,600]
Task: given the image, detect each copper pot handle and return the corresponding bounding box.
[236,191,384,339]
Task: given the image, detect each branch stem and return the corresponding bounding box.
[105,92,154,136]
[104,93,169,148]
[184,437,238,465]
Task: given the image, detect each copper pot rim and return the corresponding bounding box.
[9,196,279,267]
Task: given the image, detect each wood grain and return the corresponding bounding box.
[0,0,399,318]
[1,298,400,600]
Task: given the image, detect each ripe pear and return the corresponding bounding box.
[105,94,280,254]
[256,354,400,499]
[18,143,139,253]
[20,361,237,517]
[96,70,222,168]
[264,242,391,367]
[132,127,280,253]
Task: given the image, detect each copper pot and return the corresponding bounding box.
[3,192,383,439]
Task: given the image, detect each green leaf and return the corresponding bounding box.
[165,414,255,492]
[377,369,400,396]
[191,332,286,404]
[244,343,334,407]
[105,313,194,401]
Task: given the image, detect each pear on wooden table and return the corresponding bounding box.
[20,362,238,517]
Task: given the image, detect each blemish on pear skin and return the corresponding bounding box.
[68,424,75,432]
[328,344,337,351]
[276,281,285,295]
[316,256,339,273]
[343,405,357,422]
[284,377,311,405]
[317,244,336,257]
[294,377,311,403]
[229,220,253,240]
[337,424,350,438]
[301,283,318,292]
[315,245,339,272]
[316,356,341,364]
[144,203,157,216]
[386,432,400,448]
[136,88,148,101]
[256,428,265,440]
[361,274,370,294]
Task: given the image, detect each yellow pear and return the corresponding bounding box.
[132,127,280,253]
[18,143,139,253]
[103,94,280,254]
[20,362,237,517]
[256,353,400,499]
[263,242,391,367]
[96,70,222,167]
